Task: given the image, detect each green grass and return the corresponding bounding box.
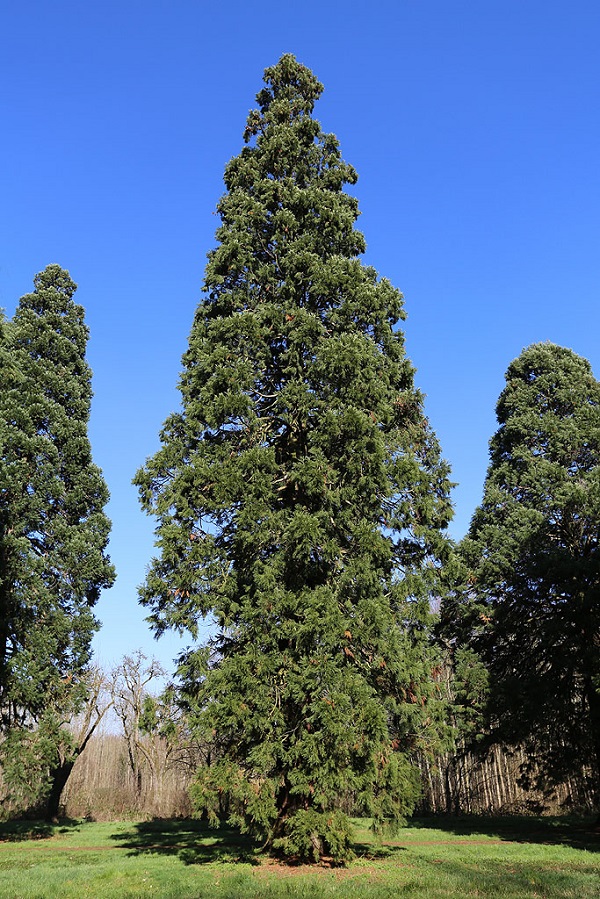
[0,815,598,898]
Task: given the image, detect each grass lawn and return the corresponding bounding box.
[0,815,598,898]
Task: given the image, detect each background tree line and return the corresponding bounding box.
[2,651,595,823]
[0,55,598,860]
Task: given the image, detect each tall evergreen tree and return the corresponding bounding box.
[136,55,453,862]
[445,342,600,805]
[0,265,115,817]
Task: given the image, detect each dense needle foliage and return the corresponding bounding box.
[444,342,600,802]
[135,55,453,862]
[0,265,115,815]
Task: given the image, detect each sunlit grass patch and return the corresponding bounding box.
[0,815,598,898]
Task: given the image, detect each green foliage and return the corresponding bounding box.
[272,808,354,864]
[136,55,453,861]
[444,342,600,798]
[449,647,490,744]
[0,265,115,808]
[191,758,277,837]
[0,711,75,812]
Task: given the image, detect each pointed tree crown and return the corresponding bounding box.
[136,56,452,863]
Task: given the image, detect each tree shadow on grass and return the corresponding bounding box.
[110,818,260,865]
[352,841,409,864]
[407,814,600,852]
[0,817,81,842]
[113,820,413,872]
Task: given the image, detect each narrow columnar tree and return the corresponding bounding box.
[0,265,115,817]
[136,55,453,862]
[446,342,600,805]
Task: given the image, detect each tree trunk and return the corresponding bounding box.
[441,757,450,814]
[45,760,75,822]
[584,677,600,823]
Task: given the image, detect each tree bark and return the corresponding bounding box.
[583,677,600,823]
[45,760,75,822]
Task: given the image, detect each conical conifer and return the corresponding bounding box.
[448,342,600,804]
[0,265,115,737]
[136,55,453,862]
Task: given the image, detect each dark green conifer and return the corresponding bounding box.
[0,265,115,817]
[447,342,600,804]
[135,55,453,861]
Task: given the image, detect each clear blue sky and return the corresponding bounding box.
[2,1,599,674]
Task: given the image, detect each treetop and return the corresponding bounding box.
[32,263,78,298]
[495,341,599,427]
[248,54,324,133]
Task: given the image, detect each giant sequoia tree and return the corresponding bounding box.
[0,265,115,816]
[450,342,600,803]
[136,55,453,861]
